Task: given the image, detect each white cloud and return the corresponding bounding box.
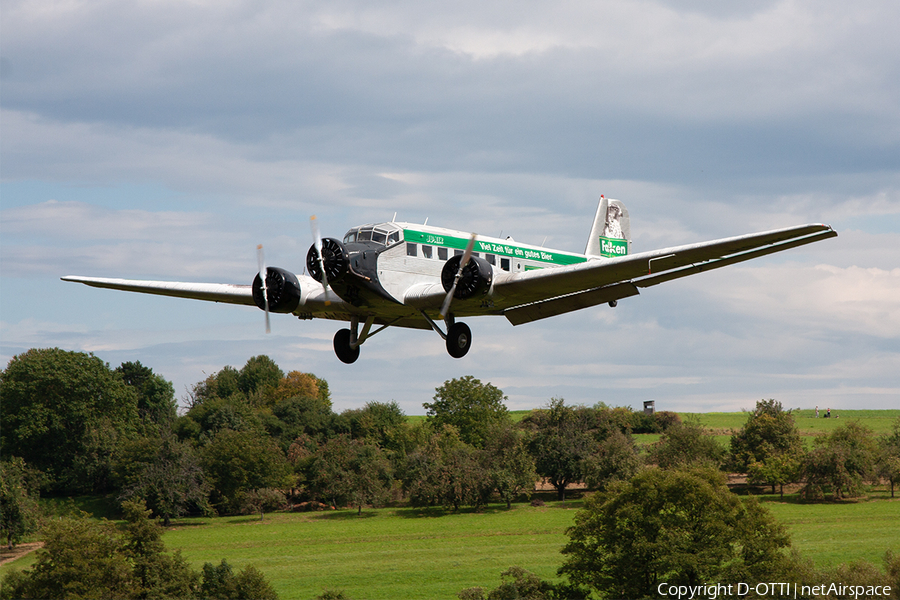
[708,263,900,339]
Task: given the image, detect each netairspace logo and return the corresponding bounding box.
[657,582,893,599]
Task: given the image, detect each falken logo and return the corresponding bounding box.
[600,237,627,257]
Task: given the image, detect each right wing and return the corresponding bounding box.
[495,223,837,325]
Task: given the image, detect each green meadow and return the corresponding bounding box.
[161,495,900,598]
[5,494,897,599]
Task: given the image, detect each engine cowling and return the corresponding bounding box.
[441,255,493,299]
[306,238,349,284]
[252,267,302,313]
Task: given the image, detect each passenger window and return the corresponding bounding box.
[454,249,463,257]
[486,254,496,266]
[407,243,417,257]
[438,247,448,260]
[472,253,479,258]
[501,257,510,271]
[422,245,433,259]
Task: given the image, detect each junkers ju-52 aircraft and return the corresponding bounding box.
[63,197,836,364]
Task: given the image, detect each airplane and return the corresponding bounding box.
[62,197,837,364]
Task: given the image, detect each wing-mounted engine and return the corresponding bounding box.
[306,238,349,284]
[252,267,302,313]
[441,255,493,299]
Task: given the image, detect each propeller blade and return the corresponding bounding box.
[439,233,476,320]
[310,215,332,306]
[256,244,271,333]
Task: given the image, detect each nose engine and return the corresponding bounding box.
[441,255,493,299]
[306,238,350,284]
[252,267,302,313]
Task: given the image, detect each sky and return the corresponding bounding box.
[1,0,898,416]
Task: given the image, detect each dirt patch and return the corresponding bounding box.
[0,542,43,566]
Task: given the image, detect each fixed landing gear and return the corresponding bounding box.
[333,328,360,364]
[446,322,472,359]
[420,310,473,359]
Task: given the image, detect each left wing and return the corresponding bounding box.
[60,276,258,305]
[495,223,836,325]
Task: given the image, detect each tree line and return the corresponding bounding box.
[0,348,680,532]
[3,349,899,530]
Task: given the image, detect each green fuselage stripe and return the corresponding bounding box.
[404,229,588,266]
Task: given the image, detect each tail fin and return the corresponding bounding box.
[584,197,630,257]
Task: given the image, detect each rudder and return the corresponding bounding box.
[584,196,630,257]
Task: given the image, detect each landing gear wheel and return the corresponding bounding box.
[446,322,472,359]
[333,328,360,364]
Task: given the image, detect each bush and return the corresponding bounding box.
[458,566,588,600]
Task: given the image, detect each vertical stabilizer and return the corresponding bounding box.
[584,197,630,257]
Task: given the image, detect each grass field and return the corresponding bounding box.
[683,409,900,436]
[6,494,897,599]
[163,500,580,599]
[162,494,900,598]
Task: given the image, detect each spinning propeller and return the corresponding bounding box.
[310,215,333,306]
[256,244,271,333]
[439,233,477,320]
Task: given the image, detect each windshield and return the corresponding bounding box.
[343,223,403,247]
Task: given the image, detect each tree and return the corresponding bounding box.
[270,394,339,443]
[271,370,331,406]
[402,425,491,510]
[581,429,642,491]
[458,566,588,600]
[0,457,41,549]
[877,417,900,498]
[306,436,394,514]
[238,355,284,402]
[482,424,538,509]
[523,399,594,501]
[116,360,178,425]
[200,560,278,600]
[801,422,880,500]
[747,452,803,499]
[240,488,287,520]
[342,401,406,448]
[0,513,134,599]
[558,467,791,599]
[120,498,199,599]
[425,376,510,448]
[647,418,726,469]
[201,429,293,513]
[730,399,803,477]
[116,430,211,525]
[1,348,139,493]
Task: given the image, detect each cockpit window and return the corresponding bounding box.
[342,223,403,247]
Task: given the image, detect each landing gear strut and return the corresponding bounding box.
[419,310,472,359]
[332,316,381,364]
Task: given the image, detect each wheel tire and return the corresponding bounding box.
[333,328,360,364]
[446,322,472,359]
